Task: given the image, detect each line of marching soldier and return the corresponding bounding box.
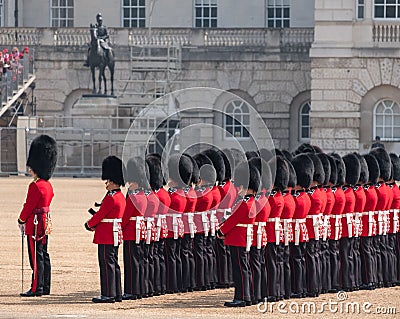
[84,145,400,306]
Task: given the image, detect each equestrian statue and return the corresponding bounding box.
[84,13,115,96]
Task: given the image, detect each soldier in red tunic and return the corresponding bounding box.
[352,154,368,291]
[329,154,346,292]
[202,149,224,289]
[280,159,296,299]
[215,149,237,289]
[193,153,216,291]
[340,153,360,292]
[266,156,289,301]
[290,154,313,298]
[217,161,260,307]
[85,156,126,303]
[387,153,400,286]
[18,135,57,297]
[180,153,198,292]
[360,154,379,290]
[248,156,272,304]
[370,147,392,288]
[121,158,148,300]
[146,154,170,296]
[314,153,332,294]
[165,154,190,293]
[304,153,325,297]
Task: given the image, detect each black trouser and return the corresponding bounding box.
[380,235,391,285]
[155,239,166,293]
[280,243,291,298]
[353,237,362,287]
[305,239,319,294]
[181,234,196,290]
[329,239,340,290]
[123,240,142,296]
[320,239,331,292]
[227,245,233,285]
[249,246,262,302]
[27,235,50,294]
[165,237,182,292]
[373,235,383,284]
[290,242,306,295]
[193,233,206,289]
[339,237,355,290]
[360,236,375,285]
[266,242,280,297]
[387,233,397,284]
[98,244,121,298]
[230,245,251,302]
[204,235,215,288]
[259,246,268,299]
[215,237,229,286]
[143,242,154,295]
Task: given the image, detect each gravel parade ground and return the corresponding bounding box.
[0,177,399,319]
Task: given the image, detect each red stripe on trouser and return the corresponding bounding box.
[104,245,109,295]
[237,248,245,300]
[28,236,38,292]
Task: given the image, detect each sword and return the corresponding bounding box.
[21,231,24,293]
[33,215,38,289]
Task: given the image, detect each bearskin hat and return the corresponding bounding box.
[202,149,225,183]
[145,154,164,190]
[125,157,148,188]
[390,153,400,181]
[231,148,247,168]
[306,153,325,185]
[330,153,346,186]
[312,145,323,153]
[274,149,285,158]
[316,153,331,186]
[102,155,125,186]
[167,154,193,187]
[282,150,293,162]
[327,155,337,185]
[183,153,199,185]
[370,148,391,182]
[220,149,234,180]
[194,153,216,184]
[291,154,314,189]
[363,154,380,184]
[234,161,261,192]
[342,153,361,186]
[245,150,259,160]
[294,143,315,155]
[26,134,57,180]
[248,157,273,191]
[269,155,289,191]
[286,159,297,188]
[259,148,273,162]
[354,153,369,184]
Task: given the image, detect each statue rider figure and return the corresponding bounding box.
[83,13,111,67]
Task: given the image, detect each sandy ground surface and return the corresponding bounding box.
[0,177,399,319]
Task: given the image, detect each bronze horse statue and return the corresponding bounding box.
[89,24,115,95]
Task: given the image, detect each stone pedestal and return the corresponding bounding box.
[71,95,118,129]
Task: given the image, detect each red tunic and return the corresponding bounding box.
[361,185,378,237]
[210,185,222,210]
[353,186,366,237]
[388,183,400,233]
[252,192,271,247]
[19,179,54,237]
[391,183,400,209]
[144,190,159,242]
[194,186,214,233]
[87,189,126,245]
[220,195,256,247]
[329,187,346,240]
[306,187,324,240]
[217,180,237,222]
[122,190,147,241]
[341,186,356,238]
[182,187,197,234]
[386,183,394,210]
[375,183,390,211]
[281,190,295,244]
[266,190,284,243]
[291,190,311,243]
[324,188,335,216]
[154,187,171,239]
[167,188,186,238]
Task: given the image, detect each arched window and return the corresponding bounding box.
[299,101,310,142]
[224,100,250,139]
[374,99,400,141]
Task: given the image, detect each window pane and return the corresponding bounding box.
[204,7,209,17]
[386,6,396,17]
[124,0,130,6]
[394,127,400,138]
[375,6,384,18]
[196,8,202,17]
[139,19,145,27]
[243,128,250,138]
[376,115,384,125]
[124,8,130,18]
[204,19,209,27]
[195,19,202,27]
[226,116,233,125]
[211,19,217,27]
[276,8,282,18]
[211,7,217,17]
[302,128,309,138]
[139,0,145,6]
[358,7,364,19]
[385,127,392,138]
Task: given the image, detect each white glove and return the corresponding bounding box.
[18,223,25,236]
